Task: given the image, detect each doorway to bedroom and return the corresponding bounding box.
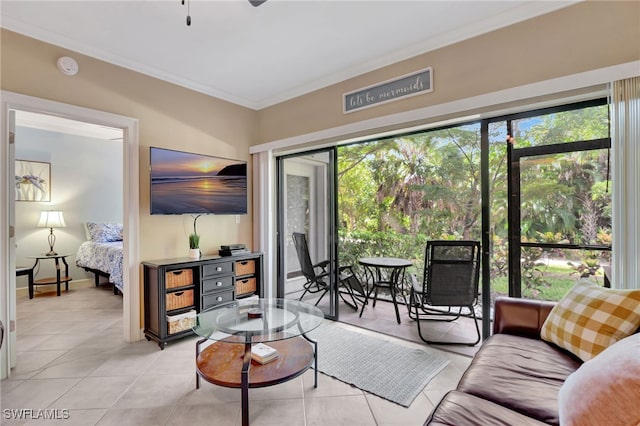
[11,111,125,372]
[1,92,139,380]
[13,110,124,296]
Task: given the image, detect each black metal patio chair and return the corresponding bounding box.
[292,232,330,305]
[408,240,481,346]
[338,265,369,313]
[293,232,370,309]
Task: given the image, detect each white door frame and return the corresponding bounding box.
[283,158,317,279]
[1,91,140,378]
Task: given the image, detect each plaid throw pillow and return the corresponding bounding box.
[541,279,640,362]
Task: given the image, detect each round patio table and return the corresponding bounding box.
[359,257,413,324]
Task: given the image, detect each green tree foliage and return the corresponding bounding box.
[337,103,611,299]
[517,106,611,245]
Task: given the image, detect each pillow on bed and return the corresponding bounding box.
[86,222,123,242]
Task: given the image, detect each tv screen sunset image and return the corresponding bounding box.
[150,148,247,215]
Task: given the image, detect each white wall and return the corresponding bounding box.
[14,126,123,288]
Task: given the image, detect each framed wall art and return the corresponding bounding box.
[15,160,51,202]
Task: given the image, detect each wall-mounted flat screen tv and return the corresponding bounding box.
[150,147,247,215]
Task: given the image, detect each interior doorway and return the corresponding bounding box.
[1,91,140,379]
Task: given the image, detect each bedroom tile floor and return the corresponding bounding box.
[1,285,472,426]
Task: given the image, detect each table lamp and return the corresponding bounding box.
[37,210,66,256]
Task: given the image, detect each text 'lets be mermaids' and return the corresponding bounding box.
[344,67,433,113]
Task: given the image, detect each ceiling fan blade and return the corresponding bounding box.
[249,0,267,7]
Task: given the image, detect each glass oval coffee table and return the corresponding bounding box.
[193,298,324,426]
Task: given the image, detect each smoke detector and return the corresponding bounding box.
[56,56,79,76]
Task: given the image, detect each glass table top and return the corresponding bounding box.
[193,298,324,344]
[28,254,73,259]
[359,257,412,268]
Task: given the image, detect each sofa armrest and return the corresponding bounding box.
[493,296,557,339]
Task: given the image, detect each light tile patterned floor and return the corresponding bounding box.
[1,285,472,425]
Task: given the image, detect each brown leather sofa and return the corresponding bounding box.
[426,297,582,426]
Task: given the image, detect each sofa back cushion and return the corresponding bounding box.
[540,279,640,362]
[493,297,556,337]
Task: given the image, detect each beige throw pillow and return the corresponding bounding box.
[558,333,640,426]
[540,279,640,361]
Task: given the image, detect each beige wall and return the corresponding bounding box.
[256,1,640,145]
[2,1,639,261]
[1,29,258,261]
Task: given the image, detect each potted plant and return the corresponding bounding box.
[188,214,202,258]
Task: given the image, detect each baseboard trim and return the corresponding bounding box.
[16,278,96,298]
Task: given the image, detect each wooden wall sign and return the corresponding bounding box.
[343,67,433,113]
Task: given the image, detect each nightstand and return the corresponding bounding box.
[27,254,73,298]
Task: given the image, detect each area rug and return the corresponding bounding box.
[306,323,450,407]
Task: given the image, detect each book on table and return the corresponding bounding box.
[251,343,279,364]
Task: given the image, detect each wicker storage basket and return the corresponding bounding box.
[165,269,193,289]
[236,278,256,295]
[167,309,196,334]
[235,260,256,276]
[166,289,194,310]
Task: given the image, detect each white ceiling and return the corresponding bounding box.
[1,0,577,110]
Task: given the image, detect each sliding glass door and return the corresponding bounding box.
[276,148,338,320]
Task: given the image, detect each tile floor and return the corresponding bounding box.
[288,272,487,358]
[334,294,483,358]
[1,285,472,426]
[305,288,484,358]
